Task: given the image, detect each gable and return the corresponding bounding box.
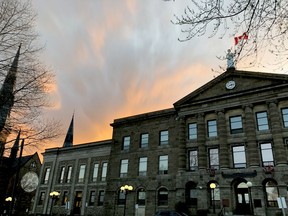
[174,69,288,109]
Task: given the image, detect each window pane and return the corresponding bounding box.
[232,146,246,168]
[256,112,269,130]
[261,143,274,166]
[209,148,219,170]
[98,191,104,206]
[230,116,243,134]
[159,155,168,174]
[101,162,107,181]
[120,159,128,177]
[89,191,96,206]
[265,181,278,207]
[188,123,197,139]
[59,167,65,183]
[208,120,217,137]
[137,189,146,206]
[139,157,147,176]
[92,163,99,182]
[189,150,198,171]
[122,136,130,150]
[43,167,50,184]
[160,131,169,145]
[78,165,86,183]
[282,108,288,128]
[66,166,72,183]
[140,134,149,148]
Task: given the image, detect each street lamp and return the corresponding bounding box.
[246,181,254,215]
[210,183,216,214]
[120,184,133,216]
[5,197,12,216]
[49,191,60,216]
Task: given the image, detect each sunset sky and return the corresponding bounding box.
[30,0,273,151]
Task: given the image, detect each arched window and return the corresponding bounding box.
[117,189,125,205]
[264,179,279,207]
[157,187,168,206]
[137,188,146,206]
[185,181,197,206]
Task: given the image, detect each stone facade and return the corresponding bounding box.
[33,69,288,216]
[33,140,111,216]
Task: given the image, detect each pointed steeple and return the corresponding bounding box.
[9,130,21,159]
[0,44,21,132]
[63,114,74,147]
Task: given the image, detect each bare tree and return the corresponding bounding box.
[173,0,288,69]
[0,0,61,153]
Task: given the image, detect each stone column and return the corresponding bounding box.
[244,105,259,167]
[178,117,186,171]
[268,101,286,166]
[197,113,207,169]
[217,110,229,169]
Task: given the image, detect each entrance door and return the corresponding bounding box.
[235,182,251,215]
[73,191,82,215]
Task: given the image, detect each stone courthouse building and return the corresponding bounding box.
[33,68,288,216]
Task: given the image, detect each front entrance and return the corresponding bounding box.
[234,182,251,215]
[73,191,82,215]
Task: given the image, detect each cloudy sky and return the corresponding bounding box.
[30,0,248,149]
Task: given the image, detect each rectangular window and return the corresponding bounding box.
[139,157,147,176]
[38,192,45,205]
[159,155,168,174]
[188,123,197,139]
[260,143,274,166]
[232,145,246,168]
[160,130,169,145]
[120,159,128,178]
[92,163,99,182]
[282,108,288,128]
[98,190,105,206]
[61,191,68,206]
[209,148,219,170]
[189,150,198,171]
[256,111,269,131]
[140,133,149,148]
[66,166,72,183]
[207,120,217,137]
[59,166,65,183]
[122,136,130,150]
[101,162,107,181]
[89,191,96,206]
[43,167,50,184]
[230,116,243,134]
[78,164,86,183]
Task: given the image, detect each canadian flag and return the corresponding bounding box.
[234,32,248,45]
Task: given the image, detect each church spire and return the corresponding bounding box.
[63,114,74,148]
[9,130,21,159]
[0,44,21,132]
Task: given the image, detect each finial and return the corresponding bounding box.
[226,49,235,70]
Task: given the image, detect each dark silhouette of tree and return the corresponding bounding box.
[173,0,288,69]
[0,0,61,152]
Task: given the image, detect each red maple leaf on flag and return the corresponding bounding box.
[234,32,248,45]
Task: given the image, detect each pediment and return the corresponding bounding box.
[174,69,288,108]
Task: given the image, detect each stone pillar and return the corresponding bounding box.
[244,105,259,167]
[197,113,207,169]
[217,110,229,169]
[178,117,186,171]
[268,101,286,166]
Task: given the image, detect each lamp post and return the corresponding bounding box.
[49,191,60,216]
[120,184,133,216]
[5,197,12,216]
[210,183,216,214]
[246,181,254,215]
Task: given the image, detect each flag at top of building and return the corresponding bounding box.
[234,32,248,45]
